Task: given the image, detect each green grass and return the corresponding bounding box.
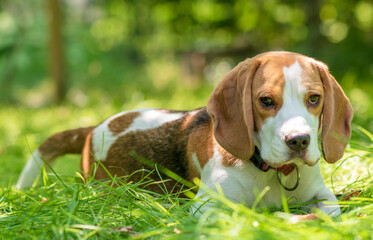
[1,103,373,239]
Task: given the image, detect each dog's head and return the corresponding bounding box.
[207,51,353,167]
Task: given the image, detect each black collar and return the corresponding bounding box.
[250,146,270,172]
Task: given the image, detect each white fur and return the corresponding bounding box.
[256,61,320,167]
[192,152,203,174]
[16,150,44,189]
[92,109,184,161]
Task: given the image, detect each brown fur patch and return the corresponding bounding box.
[108,112,140,135]
[219,145,240,166]
[182,112,198,130]
[316,61,353,163]
[186,111,214,179]
[86,112,190,193]
[251,58,286,132]
[83,108,216,193]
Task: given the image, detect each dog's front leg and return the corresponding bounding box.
[191,159,250,217]
[314,184,341,216]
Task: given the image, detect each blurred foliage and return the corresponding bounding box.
[0,0,372,128]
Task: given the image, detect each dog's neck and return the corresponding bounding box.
[250,146,270,171]
[250,146,296,176]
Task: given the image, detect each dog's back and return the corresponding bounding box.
[16,108,211,191]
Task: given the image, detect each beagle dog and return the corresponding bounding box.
[16,51,353,216]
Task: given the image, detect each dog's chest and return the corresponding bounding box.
[249,169,318,208]
[199,154,321,209]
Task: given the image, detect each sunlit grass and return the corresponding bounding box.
[1,161,372,239]
[0,175,195,239]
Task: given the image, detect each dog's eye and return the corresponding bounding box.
[308,95,320,105]
[260,97,275,107]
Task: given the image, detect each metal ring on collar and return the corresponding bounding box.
[277,164,300,191]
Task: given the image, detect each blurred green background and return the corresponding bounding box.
[0,0,372,126]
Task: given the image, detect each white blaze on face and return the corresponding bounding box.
[257,61,320,167]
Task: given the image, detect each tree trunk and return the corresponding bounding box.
[47,0,66,104]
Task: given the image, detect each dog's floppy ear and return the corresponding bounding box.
[317,62,353,163]
[207,59,259,161]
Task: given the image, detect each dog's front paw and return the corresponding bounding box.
[317,201,341,217]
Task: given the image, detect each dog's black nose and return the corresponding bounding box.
[286,134,310,151]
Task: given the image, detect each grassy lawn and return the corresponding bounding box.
[1,98,373,239]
